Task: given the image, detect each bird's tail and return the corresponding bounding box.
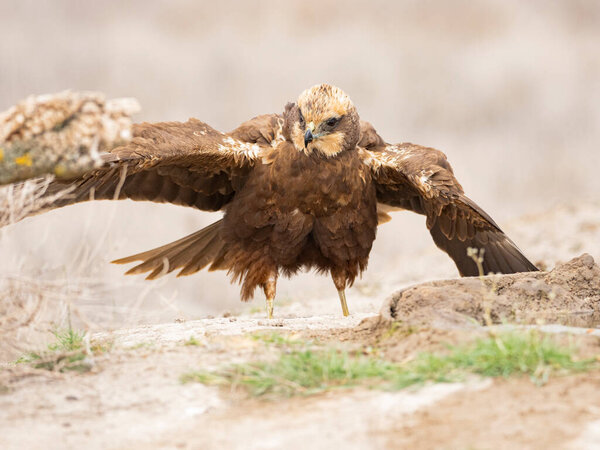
[112,219,226,279]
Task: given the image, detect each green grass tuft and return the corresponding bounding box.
[182,348,396,397]
[48,327,86,352]
[181,331,595,397]
[184,336,202,346]
[15,326,108,373]
[447,331,590,382]
[250,332,308,348]
[391,331,592,388]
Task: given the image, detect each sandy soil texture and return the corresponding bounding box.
[3,251,600,449]
[2,312,600,449]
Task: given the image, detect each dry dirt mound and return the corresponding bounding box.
[380,254,600,329]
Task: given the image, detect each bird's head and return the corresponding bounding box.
[283,84,360,157]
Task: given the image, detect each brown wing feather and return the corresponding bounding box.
[229,114,284,146]
[112,219,225,279]
[15,115,284,282]
[39,116,283,214]
[359,134,538,276]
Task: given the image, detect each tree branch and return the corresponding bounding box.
[0,91,140,185]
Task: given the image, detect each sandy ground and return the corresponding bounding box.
[3,314,600,449]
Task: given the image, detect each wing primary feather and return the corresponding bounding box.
[359,141,538,277]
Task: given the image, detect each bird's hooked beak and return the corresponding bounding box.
[304,122,315,148]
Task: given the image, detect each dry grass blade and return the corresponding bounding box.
[0,177,73,226]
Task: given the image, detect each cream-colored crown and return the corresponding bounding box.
[297,84,355,123]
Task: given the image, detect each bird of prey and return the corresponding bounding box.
[39,83,537,318]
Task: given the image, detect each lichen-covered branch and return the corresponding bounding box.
[0,91,140,185]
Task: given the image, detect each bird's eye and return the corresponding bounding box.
[299,111,305,126]
[326,117,339,127]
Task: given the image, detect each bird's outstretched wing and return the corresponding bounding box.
[43,114,284,212]
[357,122,538,276]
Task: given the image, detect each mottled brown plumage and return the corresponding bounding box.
[36,84,537,317]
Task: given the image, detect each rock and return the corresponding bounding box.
[380,254,600,328]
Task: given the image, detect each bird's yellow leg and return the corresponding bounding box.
[337,289,350,317]
[266,298,274,320]
[262,274,277,319]
[332,270,350,317]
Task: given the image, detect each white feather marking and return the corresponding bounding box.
[270,120,285,147]
[219,136,261,159]
[417,169,434,194]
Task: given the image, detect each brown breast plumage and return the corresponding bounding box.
[219,141,378,300]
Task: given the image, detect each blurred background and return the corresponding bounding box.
[1,0,599,329]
